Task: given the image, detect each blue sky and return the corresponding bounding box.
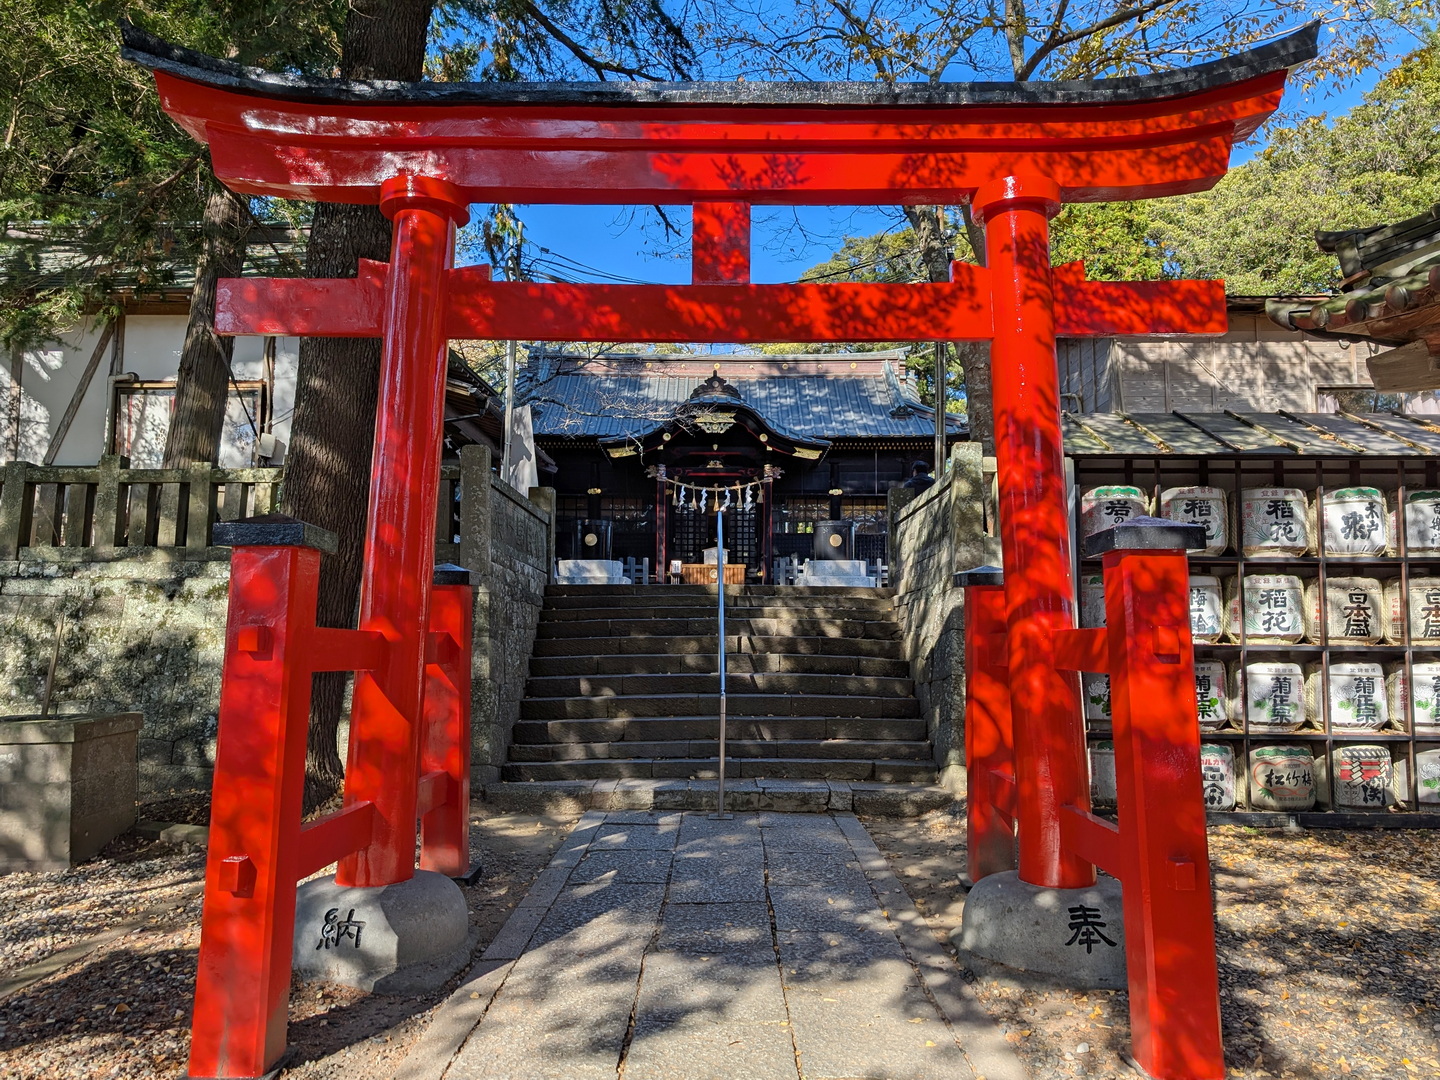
[465,46,1394,288]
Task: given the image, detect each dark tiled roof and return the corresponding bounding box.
[122,21,1318,109]
[1064,411,1440,456]
[523,355,962,441]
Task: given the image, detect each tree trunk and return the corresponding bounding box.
[282,0,437,813]
[163,184,251,467]
[902,205,998,454]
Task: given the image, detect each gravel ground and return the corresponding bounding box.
[864,808,1440,1080]
[5,803,1437,1079]
[0,803,578,1080]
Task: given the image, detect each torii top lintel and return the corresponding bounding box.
[122,23,1316,207]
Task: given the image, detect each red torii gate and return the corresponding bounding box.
[123,22,1316,1080]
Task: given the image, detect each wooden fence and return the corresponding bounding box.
[0,457,470,559]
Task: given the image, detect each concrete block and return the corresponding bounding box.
[0,712,139,873]
[293,870,472,993]
[952,870,1126,989]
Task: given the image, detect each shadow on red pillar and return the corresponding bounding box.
[420,575,474,877]
[960,578,1016,884]
[341,176,470,888]
[1053,523,1225,1080]
[188,538,323,1079]
[974,175,1092,890]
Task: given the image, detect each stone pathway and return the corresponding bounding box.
[398,811,1027,1080]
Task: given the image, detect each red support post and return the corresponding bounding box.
[420,576,474,877]
[692,201,751,284]
[1101,543,1224,1079]
[961,580,1017,884]
[188,543,322,1080]
[340,175,469,887]
[974,175,1093,890]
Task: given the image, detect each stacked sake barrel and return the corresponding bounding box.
[1074,481,1440,813]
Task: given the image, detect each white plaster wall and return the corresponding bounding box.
[0,314,298,467]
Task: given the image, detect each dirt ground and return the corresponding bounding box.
[3,802,1438,1079]
[864,806,1440,1080]
[0,803,578,1080]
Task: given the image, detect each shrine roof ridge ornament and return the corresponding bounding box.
[120,21,1317,109]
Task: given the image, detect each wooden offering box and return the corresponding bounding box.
[680,563,745,584]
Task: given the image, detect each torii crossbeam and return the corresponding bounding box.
[123,21,1318,1080]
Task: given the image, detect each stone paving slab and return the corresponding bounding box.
[435,810,1027,1080]
[570,849,674,884]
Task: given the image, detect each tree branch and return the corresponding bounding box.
[520,0,671,80]
[822,0,894,82]
[1017,0,1175,79]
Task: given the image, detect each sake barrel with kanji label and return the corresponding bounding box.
[1304,576,1384,645]
[1089,741,1117,808]
[1382,577,1440,644]
[1234,661,1307,732]
[1231,574,1307,644]
[1402,490,1440,555]
[1415,748,1440,805]
[1200,744,1236,811]
[1159,485,1230,556]
[1079,573,1106,629]
[1320,487,1391,557]
[1189,575,1226,643]
[1240,487,1311,557]
[1330,743,1395,810]
[1385,661,1440,734]
[1194,660,1231,731]
[1307,661,1389,732]
[1079,486,1149,544]
[1083,672,1111,729]
[1246,745,1317,810]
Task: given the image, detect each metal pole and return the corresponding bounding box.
[711,506,731,819]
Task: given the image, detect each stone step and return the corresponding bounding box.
[529,634,906,659]
[523,671,915,700]
[536,616,902,640]
[545,584,896,600]
[519,692,921,722]
[528,652,910,679]
[511,716,929,744]
[499,758,936,783]
[541,604,898,622]
[507,737,933,763]
[480,778,953,816]
[543,594,895,612]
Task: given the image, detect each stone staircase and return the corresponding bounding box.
[504,584,936,785]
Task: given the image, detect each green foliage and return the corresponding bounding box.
[799,229,933,285]
[0,1,347,347]
[1049,203,1165,282]
[805,37,1440,301]
[1153,37,1440,293]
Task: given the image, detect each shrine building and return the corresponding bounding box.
[524,349,961,580]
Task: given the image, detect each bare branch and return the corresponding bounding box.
[1017,0,1177,79]
[519,0,673,80]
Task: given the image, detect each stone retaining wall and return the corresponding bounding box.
[0,448,554,794]
[888,443,991,792]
